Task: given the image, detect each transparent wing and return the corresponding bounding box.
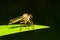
[9,16,22,24]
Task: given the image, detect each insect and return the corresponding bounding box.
[8,13,34,30]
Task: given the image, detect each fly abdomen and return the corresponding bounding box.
[8,17,22,24]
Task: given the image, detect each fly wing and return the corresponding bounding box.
[9,16,23,24]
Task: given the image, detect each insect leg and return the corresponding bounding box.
[24,20,29,30]
[20,22,24,30]
[29,20,34,29]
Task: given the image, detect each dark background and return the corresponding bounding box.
[0,0,58,40]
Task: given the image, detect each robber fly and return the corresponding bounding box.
[8,13,34,30]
